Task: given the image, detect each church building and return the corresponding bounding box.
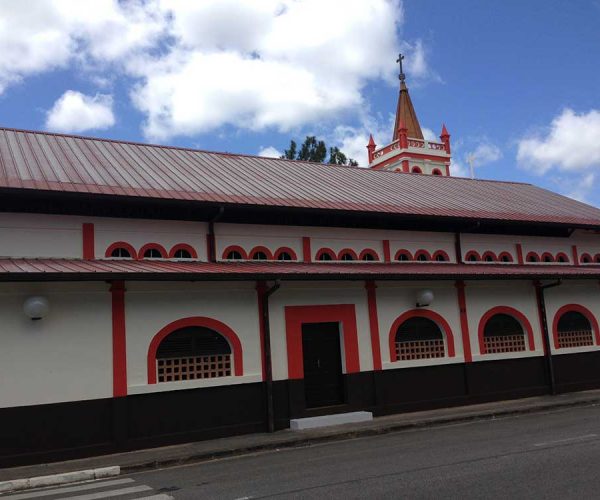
[2,64,600,466]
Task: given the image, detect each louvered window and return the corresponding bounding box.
[483,313,526,353]
[557,311,594,348]
[395,317,445,360]
[156,327,232,382]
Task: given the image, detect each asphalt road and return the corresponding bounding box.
[133,404,600,499]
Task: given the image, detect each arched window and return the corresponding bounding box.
[414,250,431,262]
[252,251,268,260]
[249,246,273,261]
[432,168,442,176]
[274,247,297,261]
[556,310,594,348]
[482,313,526,353]
[411,166,423,174]
[359,249,379,261]
[432,250,449,262]
[111,247,132,258]
[482,251,497,262]
[169,244,198,260]
[526,252,540,263]
[498,252,513,263]
[581,253,592,264]
[155,326,232,382]
[394,317,445,360]
[338,249,358,261]
[465,251,481,262]
[595,254,600,263]
[316,248,336,261]
[395,249,413,262]
[542,252,554,263]
[139,244,167,260]
[556,253,568,263]
[222,246,247,260]
[105,242,137,259]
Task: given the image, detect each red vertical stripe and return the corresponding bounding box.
[82,223,95,259]
[302,236,311,263]
[516,243,524,265]
[382,240,391,263]
[572,245,579,266]
[256,281,267,381]
[455,280,472,362]
[365,281,382,370]
[111,281,127,397]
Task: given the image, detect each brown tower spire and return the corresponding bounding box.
[392,80,424,141]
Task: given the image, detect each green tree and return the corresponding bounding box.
[281,136,357,166]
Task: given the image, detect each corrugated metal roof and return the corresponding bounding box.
[0,127,599,227]
[1,258,599,281]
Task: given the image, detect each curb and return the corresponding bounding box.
[121,396,600,473]
[0,466,119,494]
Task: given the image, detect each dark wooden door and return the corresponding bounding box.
[302,322,344,408]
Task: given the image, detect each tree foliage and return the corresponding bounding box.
[281,136,358,166]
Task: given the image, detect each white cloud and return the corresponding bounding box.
[46,90,115,132]
[448,139,502,178]
[421,127,437,142]
[258,146,282,158]
[517,108,600,173]
[469,142,502,167]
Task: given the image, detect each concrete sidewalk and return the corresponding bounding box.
[2,390,600,483]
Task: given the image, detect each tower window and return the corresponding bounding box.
[411,166,423,174]
[432,168,442,176]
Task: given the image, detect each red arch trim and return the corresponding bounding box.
[595,254,600,263]
[482,251,498,262]
[580,253,593,264]
[477,306,535,354]
[222,245,248,260]
[105,241,137,259]
[274,247,298,260]
[541,252,555,263]
[551,304,600,349]
[526,251,540,262]
[465,250,481,262]
[337,248,359,260]
[555,252,569,263]
[147,317,243,383]
[394,249,413,261]
[388,309,456,361]
[411,166,423,174]
[315,247,337,261]
[498,251,514,262]
[249,246,274,260]
[168,243,198,259]
[138,243,168,260]
[359,248,380,261]
[414,249,432,261]
[432,250,450,262]
[432,168,442,176]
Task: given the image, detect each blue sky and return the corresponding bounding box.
[0,0,598,204]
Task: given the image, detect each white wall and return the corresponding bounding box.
[0,282,113,408]
[124,282,262,394]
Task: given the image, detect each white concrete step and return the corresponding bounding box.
[290,411,373,430]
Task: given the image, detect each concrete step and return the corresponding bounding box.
[290,411,373,430]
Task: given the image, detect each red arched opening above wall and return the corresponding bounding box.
[168,243,198,259]
[477,306,535,354]
[388,309,456,361]
[147,317,243,383]
[249,246,274,260]
[551,304,600,349]
[105,241,137,259]
[222,245,248,260]
[138,243,168,260]
[274,247,298,261]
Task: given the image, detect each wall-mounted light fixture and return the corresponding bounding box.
[416,289,434,308]
[23,296,50,320]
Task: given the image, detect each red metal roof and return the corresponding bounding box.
[1,259,599,281]
[0,127,599,227]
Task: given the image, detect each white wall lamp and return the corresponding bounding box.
[23,296,50,321]
[416,289,434,308]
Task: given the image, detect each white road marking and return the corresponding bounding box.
[136,495,174,500]
[60,485,152,500]
[1,479,134,499]
[533,433,598,447]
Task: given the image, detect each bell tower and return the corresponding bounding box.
[367,54,451,176]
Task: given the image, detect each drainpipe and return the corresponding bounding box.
[454,232,463,263]
[534,279,561,395]
[207,207,224,262]
[258,280,281,432]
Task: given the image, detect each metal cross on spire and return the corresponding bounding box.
[396,53,405,82]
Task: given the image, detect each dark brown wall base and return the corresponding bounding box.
[1,351,599,467]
